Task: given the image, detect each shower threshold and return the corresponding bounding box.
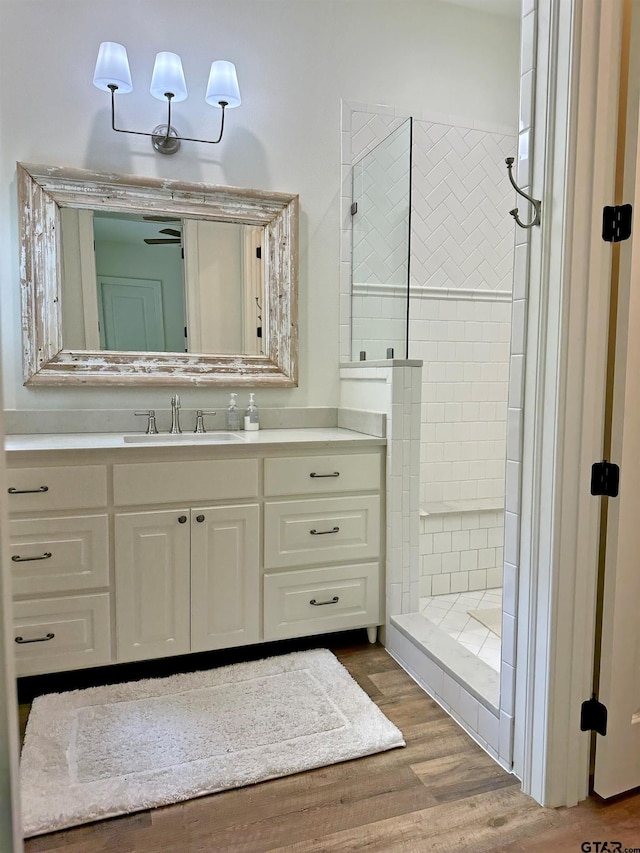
[390,612,499,712]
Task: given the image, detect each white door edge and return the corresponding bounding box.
[515,0,624,807]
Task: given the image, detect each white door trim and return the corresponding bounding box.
[0,373,23,848]
[516,0,624,806]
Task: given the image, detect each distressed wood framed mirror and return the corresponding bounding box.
[18,163,298,386]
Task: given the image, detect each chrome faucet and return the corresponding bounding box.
[169,394,182,434]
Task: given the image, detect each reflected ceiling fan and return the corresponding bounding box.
[144,226,182,245]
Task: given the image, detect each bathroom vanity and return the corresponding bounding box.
[4,429,385,676]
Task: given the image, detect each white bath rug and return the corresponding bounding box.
[20,649,405,837]
[467,607,502,637]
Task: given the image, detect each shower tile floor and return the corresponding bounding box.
[418,588,502,673]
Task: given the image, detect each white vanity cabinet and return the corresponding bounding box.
[6,465,112,676]
[262,453,383,641]
[113,458,260,663]
[5,432,385,677]
[115,504,260,662]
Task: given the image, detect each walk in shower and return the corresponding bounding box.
[349,109,516,707]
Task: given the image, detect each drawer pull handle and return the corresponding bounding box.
[310,596,339,607]
[15,632,55,644]
[310,526,340,536]
[12,551,52,563]
[309,472,340,478]
[7,486,49,495]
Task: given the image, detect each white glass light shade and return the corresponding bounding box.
[150,52,188,102]
[93,42,133,93]
[205,61,241,108]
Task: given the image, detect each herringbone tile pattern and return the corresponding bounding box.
[351,111,405,164]
[411,122,516,292]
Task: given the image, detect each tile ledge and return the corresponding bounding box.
[420,498,504,517]
[340,359,423,368]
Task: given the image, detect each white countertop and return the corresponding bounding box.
[4,428,385,453]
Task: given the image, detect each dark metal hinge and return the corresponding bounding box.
[590,460,619,497]
[256,246,262,259]
[351,202,358,216]
[581,697,607,736]
[602,204,632,242]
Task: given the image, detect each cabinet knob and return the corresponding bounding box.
[196,514,205,523]
[178,515,188,524]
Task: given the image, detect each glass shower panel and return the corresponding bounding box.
[351,117,412,361]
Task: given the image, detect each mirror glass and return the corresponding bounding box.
[18,163,298,387]
[60,211,265,356]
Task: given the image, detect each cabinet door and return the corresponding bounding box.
[115,509,191,662]
[191,504,259,652]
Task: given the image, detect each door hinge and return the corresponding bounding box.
[580,697,608,736]
[351,202,358,216]
[590,460,620,497]
[602,204,632,242]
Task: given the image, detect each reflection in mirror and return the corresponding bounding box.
[60,211,264,356]
[17,163,298,386]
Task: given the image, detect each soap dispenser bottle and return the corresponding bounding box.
[244,393,260,431]
[226,393,241,430]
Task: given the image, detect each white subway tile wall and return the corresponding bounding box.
[339,363,422,619]
[413,293,511,510]
[420,509,505,597]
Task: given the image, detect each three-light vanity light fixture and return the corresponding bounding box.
[92,42,241,155]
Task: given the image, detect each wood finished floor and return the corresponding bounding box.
[18,637,640,853]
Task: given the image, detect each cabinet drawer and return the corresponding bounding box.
[113,458,258,506]
[264,453,381,496]
[6,466,107,512]
[13,593,112,676]
[263,563,380,640]
[9,515,109,596]
[264,495,380,569]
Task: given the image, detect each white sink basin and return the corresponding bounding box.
[123,432,245,444]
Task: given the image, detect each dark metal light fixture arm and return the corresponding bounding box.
[505,157,541,228]
[109,85,228,154]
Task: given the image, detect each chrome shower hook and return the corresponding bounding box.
[505,157,541,228]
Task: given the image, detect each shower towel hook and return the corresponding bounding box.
[505,157,541,228]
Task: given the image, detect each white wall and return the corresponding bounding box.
[0,0,518,415]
